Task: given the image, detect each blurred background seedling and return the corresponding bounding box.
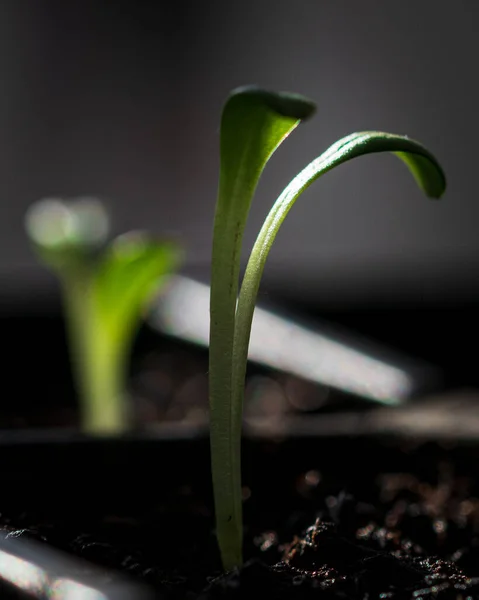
[25,197,182,434]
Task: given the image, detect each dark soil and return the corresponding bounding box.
[2,438,479,598]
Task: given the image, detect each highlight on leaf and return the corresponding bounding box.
[25,196,110,268]
[94,231,181,330]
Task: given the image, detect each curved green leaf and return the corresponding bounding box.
[210,86,316,570]
[233,131,446,435]
[316,132,446,198]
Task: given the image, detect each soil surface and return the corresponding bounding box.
[2,440,479,599]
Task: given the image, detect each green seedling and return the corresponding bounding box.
[209,86,446,570]
[25,197,182,434]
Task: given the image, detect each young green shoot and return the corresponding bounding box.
[209,86,446,571]
[26,197,182,435]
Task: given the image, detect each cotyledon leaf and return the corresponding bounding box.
[232,130,447,441]
[209,86,316,571]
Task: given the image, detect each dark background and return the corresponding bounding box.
[0,1,477,417]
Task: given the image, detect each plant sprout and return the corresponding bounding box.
[209,86,446,571]
[25,197,182,434]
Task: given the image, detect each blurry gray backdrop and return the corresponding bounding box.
[1,0,477,307]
